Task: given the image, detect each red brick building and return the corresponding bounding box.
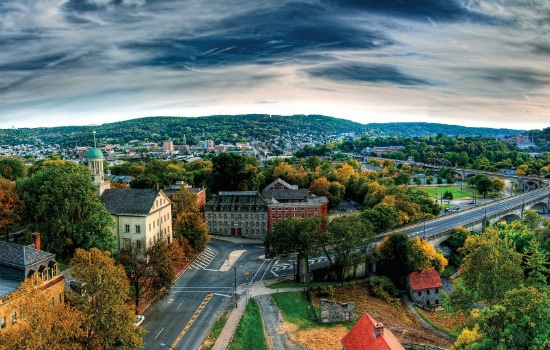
[262,178,329,232]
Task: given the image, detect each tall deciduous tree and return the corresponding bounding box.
[0,178,23,235]
[0,157,26,181]
[118,240,175,312]
[327,215,374,281]
[376,232,447,286]
[457,229,524,306]
[173,188,210,253]
[69,248,145,350]
[265,216,324,283]
[455,286,550,349]
[0,274,85,350]
[16,161,115,260]
[210,153,262,193]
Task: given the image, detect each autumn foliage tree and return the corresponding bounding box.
[173,187,210,253]
[0,274,86,350]
[376,232,447,286]
[68,248,145,350]
[455,229,524,307]
[117,240,175,312]
[0,177,23,235]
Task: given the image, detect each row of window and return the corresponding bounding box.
[209,221,262,228]
[272,212,318,219]
[209,228,263,235]
[0,293,62,330]
[206,213,265,220]
[417,288,439,296]
[272,207,319,211]
[124,224,141,234]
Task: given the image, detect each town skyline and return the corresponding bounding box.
[1,1,549,130]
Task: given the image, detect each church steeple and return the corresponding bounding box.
[87,131,110,196]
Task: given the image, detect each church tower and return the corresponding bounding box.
[87,131,110,196]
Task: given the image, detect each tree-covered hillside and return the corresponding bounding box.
[0,114,524,146]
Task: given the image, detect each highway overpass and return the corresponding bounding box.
[379,186,550,246]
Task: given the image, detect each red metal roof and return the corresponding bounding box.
[408,269,443,291]
[341,313,404,350]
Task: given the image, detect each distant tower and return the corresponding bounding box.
[183,134,187,145]
[87,131,110,196]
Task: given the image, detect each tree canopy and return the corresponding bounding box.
[68,248,145,350]
[16,161,115,260]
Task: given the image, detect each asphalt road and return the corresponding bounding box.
[140,237,333,350]
[393,187,550,240]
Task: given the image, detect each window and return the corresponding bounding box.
[271,213,275,219]
[135,225,141,234]
[436,299,439,304]
[124,224,130,233]
[149,223,151,231]
[136,240,142,249]
[58,293,62,304]
[427,300,430,305]
[427,290,430,295]
[278,213,282,219]
[418,291,421,297]
[50,297,55,307]
[123,238,131,249]
[435,288,439,294]
[1,316,6,329]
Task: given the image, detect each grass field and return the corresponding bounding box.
[416,185,475,200]
[271,292,320,330]
[228,299,268,350]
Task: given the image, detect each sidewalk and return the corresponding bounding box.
[211,278,307,350]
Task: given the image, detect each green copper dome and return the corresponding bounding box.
[87,148,104,159]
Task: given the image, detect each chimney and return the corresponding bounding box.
[373,322,384,338]
[32,232,41,250]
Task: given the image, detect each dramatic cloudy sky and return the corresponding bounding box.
[1,0,549,130]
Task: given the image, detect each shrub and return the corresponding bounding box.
[366,276,399,304]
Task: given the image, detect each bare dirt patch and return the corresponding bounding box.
[295,325,349,350]
[285,284,456,349]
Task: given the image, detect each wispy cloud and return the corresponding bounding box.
[0,0,548,129]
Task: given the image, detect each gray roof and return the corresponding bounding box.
[0,240,54,269]
[262,188,310,200]
[264,178,298,190]
[101,189,163,216]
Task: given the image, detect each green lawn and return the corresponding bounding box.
[228,299,268,350]
[270,291,348,332]
[417,185,475,200]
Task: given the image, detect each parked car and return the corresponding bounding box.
[134,315,145,327]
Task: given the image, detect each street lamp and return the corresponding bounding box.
[160,343,176,349]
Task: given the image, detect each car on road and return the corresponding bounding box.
[134,315,145,327]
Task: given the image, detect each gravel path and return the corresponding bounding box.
[255,294,308,350]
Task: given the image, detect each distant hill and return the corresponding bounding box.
[0,115,524,147]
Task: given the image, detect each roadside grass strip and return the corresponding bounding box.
[201,315,229,350]
[228,299,268,350]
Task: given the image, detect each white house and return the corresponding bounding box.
[100,189,173,252]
